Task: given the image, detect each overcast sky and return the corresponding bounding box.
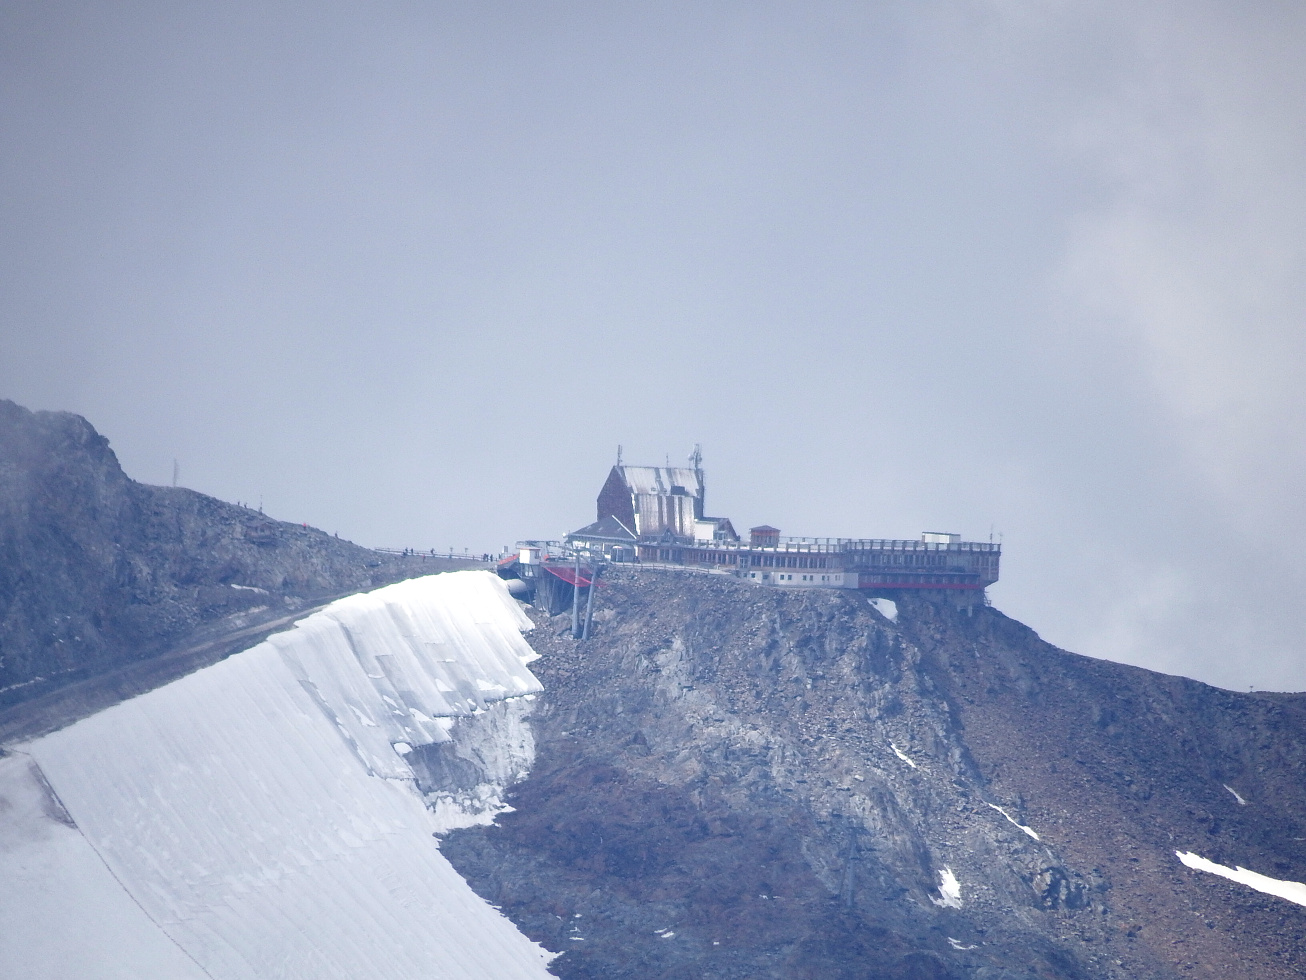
[3,0,1304,692]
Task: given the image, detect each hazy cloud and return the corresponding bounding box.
[2,0,1303,689]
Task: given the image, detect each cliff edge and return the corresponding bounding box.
[443,569,1306,980]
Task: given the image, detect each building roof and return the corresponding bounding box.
[568,515,637,542]
[616,465,703,497]
[750,525,781,533]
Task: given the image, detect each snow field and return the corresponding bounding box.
[0,753,211,980]
[11,572,556,980]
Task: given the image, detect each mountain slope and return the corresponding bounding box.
[0,399,453,710]
[442,569,1306,980]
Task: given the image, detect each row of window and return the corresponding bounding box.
[860,574,977,585]
[648,550,836,568]
[641,548,997,575]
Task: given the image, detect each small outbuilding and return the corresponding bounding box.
[565,515,639,561]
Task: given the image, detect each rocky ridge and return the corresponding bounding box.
[0,399,466,712]
[442,568,1306,980]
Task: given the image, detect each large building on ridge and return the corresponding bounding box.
[565,454,1001,598]
[588,461,739,545]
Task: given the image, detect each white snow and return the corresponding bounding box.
[422,695,537,834]
[985,802,1041,840]
[947,937,977,950]
[868,597,898,622]
[266,573,541,781]
[890,742,919,768]
[0,754,211,980]
[1223,784,1248,805]
[6,572,556,980]
[932,868,963,908]
[1176,851,1306,907]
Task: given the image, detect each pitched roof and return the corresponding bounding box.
[568,515,637,541]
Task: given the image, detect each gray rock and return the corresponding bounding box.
[442,569,1306,980]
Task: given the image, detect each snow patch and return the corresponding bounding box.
[868,597,898,622]
[1176,851,1306,907]
[426,785,513,834]
[890,742,918,769]
[229,583,268,594]
[1223,784,1248,805]
[348,703,378,727]
[985,802,1040,840]
[932,868,963,908]
[947,937,977,950]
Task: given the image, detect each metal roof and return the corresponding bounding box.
[543,564,601,587]
[617,465,703,497]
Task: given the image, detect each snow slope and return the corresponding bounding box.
[5,572,555,980]
[0,753,211,980]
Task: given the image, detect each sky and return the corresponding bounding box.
[2,0,1304,692]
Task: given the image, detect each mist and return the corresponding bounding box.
[3,0,1303,691]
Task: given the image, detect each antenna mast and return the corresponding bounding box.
[689,443,704,503]
[616,444,623,467]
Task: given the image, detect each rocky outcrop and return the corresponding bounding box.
[442,570,1306,980]
[0,399,458,710]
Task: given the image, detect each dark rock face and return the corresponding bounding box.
[442,570,1306,980]
[0,399,447,709]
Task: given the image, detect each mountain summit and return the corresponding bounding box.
[0,399,460,721]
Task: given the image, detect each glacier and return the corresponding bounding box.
[1,572,556,980]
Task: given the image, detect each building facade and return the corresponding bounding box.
[567,456,1000,597]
